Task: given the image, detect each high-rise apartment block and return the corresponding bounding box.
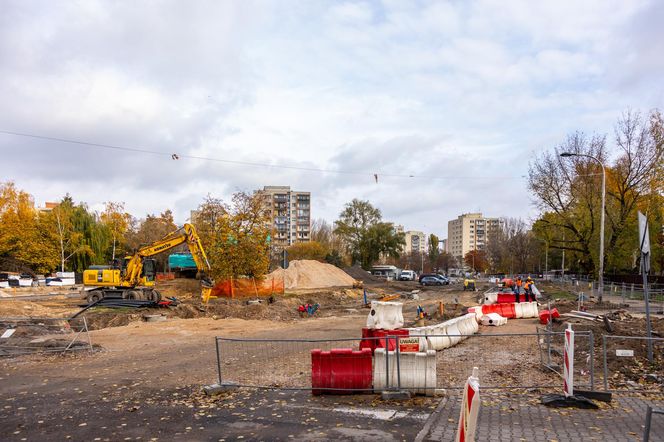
[404,230,426,254]
[258,186,311,250]
[447,213,501,266]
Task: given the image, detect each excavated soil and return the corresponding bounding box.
[266,260,357,289]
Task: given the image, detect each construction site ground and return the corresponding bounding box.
[1,279,663,441]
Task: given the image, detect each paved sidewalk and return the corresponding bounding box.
[417,391,664,441]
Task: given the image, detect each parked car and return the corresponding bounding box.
[399,270,416,281]
[420,276,444,286]
[418,273,450,285]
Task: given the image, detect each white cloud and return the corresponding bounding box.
[0,0,662,239]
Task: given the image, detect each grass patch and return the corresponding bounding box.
[546,290,577,300]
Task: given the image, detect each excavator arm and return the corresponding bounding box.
[123,223,214,300]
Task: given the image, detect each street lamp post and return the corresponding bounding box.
[560,152,606,302]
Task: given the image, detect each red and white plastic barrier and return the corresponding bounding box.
[311,348,373,395]
[366,301,404,330]
[563,324,574,397]
[456,367,480,442]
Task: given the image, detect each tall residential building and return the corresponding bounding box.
[258,186,311,250]
[447,213,501,266]
[404,230,426,254]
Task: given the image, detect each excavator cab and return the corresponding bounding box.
[142,259,157,283]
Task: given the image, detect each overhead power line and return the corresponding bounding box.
[0,129,526,181]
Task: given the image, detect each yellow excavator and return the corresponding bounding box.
[82,223,214,304]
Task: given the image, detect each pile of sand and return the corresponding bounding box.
[267,260,356,290]
[343,264,383,283]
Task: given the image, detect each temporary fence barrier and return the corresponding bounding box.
[643,407,664,442]
[155,272,175,281]
[210,276,285,299]
[600,335,664,392]
[214,331,595,393]
[0,317,93,357]
[536,327,595,391]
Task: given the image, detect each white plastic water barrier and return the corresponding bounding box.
[373,348,436,396]
[366,301,404,330]
[482,293,498,305]
[481,313,507,326]
[514,301,538,319]
[407,314,479,351]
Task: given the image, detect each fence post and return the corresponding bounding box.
[588,331,595,390]
[644,406,653,442]
[385,335,390,390]
[631,283,635,299]
[622,282,626,304]
[83,316,93,352]
[602,335,608,392]
[215,337,222,385]
[395,335,402,391]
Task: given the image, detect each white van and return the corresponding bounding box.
[399,270,416,281]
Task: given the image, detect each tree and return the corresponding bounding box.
[435,251,456,274]
[0,182,59,273]
[334,199,404,269]
[125,209,178,271]
[428,234,440,268]
[194,192,271,280]
[464,249,488,273]
[286,241,328,261]
[101,202,131,261]
[48,196,94,272]
[487,218,539,274]
[528,110,664,276]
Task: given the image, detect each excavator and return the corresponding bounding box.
[82,223,214,304]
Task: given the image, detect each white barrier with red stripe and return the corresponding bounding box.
[563,323,574,397]
[456,366,480,442]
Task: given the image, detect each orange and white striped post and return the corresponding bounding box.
[456,367,480,442]
[563,323,575,397]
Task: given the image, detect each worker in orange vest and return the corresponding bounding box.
[514,276,523,302]
[524,277,535,302]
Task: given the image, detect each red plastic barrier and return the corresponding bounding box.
[481,303,516,319]
[499,303,516,319]
[311,348,373,395]
[359,328,409,353]
[539,308,560,325]
[497,293,528,304]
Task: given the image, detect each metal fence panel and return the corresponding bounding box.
[601,335,664,392]
[0,317,93,357]
[215,332,596,392]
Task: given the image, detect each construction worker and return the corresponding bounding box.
[524,277,535,302]
[514,276,523,302]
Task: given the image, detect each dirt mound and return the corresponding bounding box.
[343,264,383,283]
[267,260,356,290]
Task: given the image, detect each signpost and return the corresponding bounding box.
[638,211,653,362]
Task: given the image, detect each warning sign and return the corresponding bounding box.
[399,337,420,352]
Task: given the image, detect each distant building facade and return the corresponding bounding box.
[258,186,311,251]
[404,230,426,254]
[447,213,501,266]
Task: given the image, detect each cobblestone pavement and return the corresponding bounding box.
[417,391,664,441]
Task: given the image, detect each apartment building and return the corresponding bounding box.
[447,213,501,266]
[404,230,426,254]
[258,186,311,250]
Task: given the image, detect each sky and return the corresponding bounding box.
[1,0,663,239]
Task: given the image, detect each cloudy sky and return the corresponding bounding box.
[1,0,662,238]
